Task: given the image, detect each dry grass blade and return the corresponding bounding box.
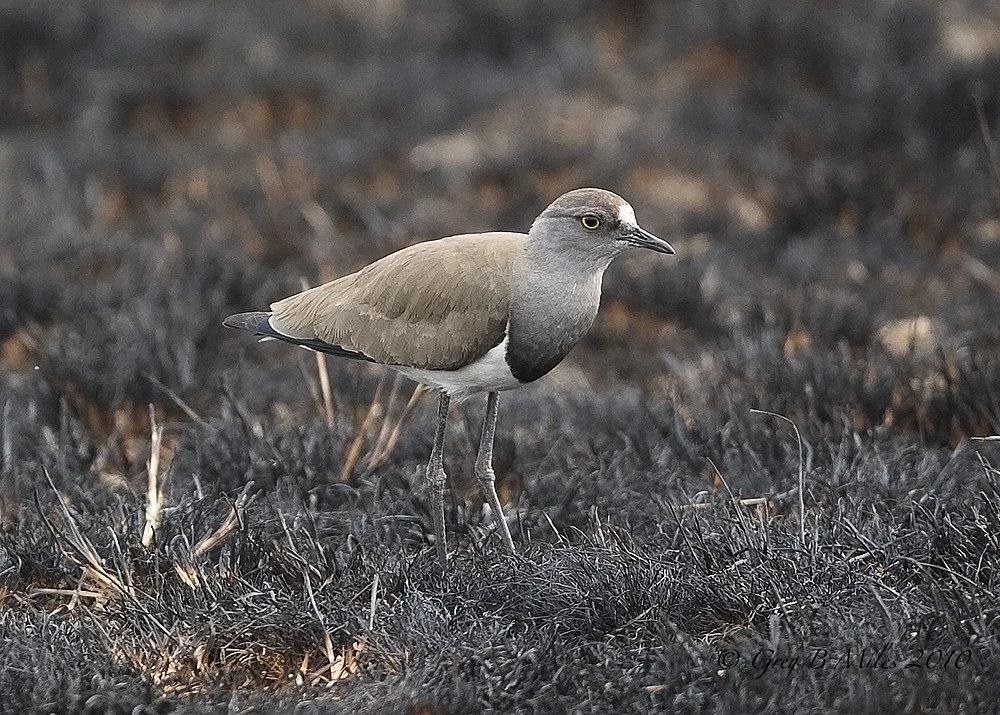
[301,200,336,242]
[302,568,339,683]
[144,373,208,428]
[316,353,335,430]
[29,587,103,600]
[366,373,403,467]
[704,457,755,549]
[364,384,425,473]
[367,573,379,631]
[255,154,287,215]
[38,468,131,597]
[141,405,166,548]
[682,496,770,512]
[961,253,1000,296]
[974,87,1000,211]
[1,400,11,473]
[191,507,238,560]
[192,483,254,559]
[340,375,386,480]
[750,409,807,547]
[300,278,336,430]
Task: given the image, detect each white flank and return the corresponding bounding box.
[394,334,520,401]
[269,311,522,400]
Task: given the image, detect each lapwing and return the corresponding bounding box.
[224,188,675,565]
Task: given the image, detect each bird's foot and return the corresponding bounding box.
[474,462,516,553]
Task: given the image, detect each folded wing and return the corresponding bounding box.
[269,232,524,370]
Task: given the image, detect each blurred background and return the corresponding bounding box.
[1,0,998,446]
[1,1,1000,710]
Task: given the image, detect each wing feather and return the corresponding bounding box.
[270,232,524,370]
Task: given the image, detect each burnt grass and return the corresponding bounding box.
[1,1,1000,712]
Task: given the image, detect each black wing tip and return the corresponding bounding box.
[222,310,378,364]
[223,311,271,333]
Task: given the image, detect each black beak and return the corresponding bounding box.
[624,226,675,255]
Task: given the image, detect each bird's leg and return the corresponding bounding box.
[427,392,450,567]
[474,391,516,553]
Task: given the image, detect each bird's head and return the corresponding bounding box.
[529,188,675,262]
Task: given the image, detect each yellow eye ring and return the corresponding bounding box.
[581,214,601,230]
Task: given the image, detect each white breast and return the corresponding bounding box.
[393,335,522,401]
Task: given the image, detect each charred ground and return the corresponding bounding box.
[1,1,999,712]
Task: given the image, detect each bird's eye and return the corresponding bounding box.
[581,214,601,230]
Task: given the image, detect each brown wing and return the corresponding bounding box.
[269,232,525,370]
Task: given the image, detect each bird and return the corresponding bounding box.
[224,188,675,565]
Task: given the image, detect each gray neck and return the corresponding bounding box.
[505,228,617,383]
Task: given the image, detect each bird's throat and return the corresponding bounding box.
[505,259,606,383]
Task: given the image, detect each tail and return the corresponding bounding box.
[222,311,377,363]
[222,311,273,335]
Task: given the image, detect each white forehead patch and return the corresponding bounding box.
[618,203,637,227]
